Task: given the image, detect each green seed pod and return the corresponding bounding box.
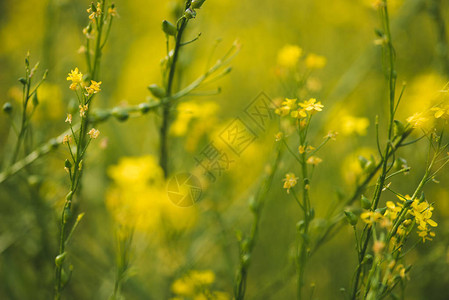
[66,191,73,201]
[147,84,166,98]
[139,102,151,114]
[32,92,39,107]
[184,8,196,19]
[344,210,358,226]
[18,77,27,85]
[55,252,67,267]
[191,0,206,9]
[361,195,371,209]
[393,120,405,137]
[112,107,129,122]
[2,102,13,114]
[162,20,177,36]
[63,206,73,224]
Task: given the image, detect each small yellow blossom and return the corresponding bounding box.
[85,80,102,95]
[62,135,71,145]
[431,105,449,119]
[291,108,307,119]
[79,104,89,117]
[372,240,385,255]
[65,113,72,124]
[88,128,100,139]
[108,6,118,17]
[306,156,322,165]
[67,68,83,90]
[277,45,302,68]
[305,53,327,69]
[275,98,297,116]
[299,98,324,114]
[406,112,428,128]
[324,131,338,140]
[275,132,283,141]
[283,173,298,193]
[361,211,383,225]
[87,2,102,20]
[298,145,306,154]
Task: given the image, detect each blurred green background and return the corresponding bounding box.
[1,0,449,299]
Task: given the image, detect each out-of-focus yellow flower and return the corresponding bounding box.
[88,128,100,139]
[299,98,324,114]
[431,105,449,119]
[67,67,83,90]
[406,112,428,128]
[361,211,383,225]
[341,115,369,136]
[171,270,216,297]
[65,113,72,124]
[275,98,297,116]
[283,173,298,193]
[106,156,197,233]
[277,45,302,68]
[79,104,89,117]
[305,53,327,69]
[307,156,322,165]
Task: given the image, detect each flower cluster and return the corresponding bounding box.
[282,173,298,194]
[275,97,324,118]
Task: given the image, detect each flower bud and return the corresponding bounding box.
[344,210,358,226]
[393,120,405,137]
[2,102,12,114]
[147,84,166,98]
[139,102,151,114]
[32,93,39,107]
[162,20,177,36]
[248,195,258,213]
[65,159,72,169]
[18,77,27,85]
[191,0,206,9]
[55,252,67,267]
[361,195,371,209]
[184,8,196,19]
[112,107,129,122]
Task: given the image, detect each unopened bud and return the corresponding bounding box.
[111,107,129,121]
[344,210,358,226]
[162,20,177,36]
[361,195,371,209]
[184,8,196,19]
[191,0,206,9]
[2,102,13,114]
[147,84,166,98]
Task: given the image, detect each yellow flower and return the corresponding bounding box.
[299,98,324,114]
[171,270,215,297]
[62,135,71,145]
[324,130,338,140]
[87,2,102,20]
[291,108,307,119]
[372,240,385,255]
[306,156,322,165]
[65,113,72,124]
[431,105,449,119]
[275,132,283,141]
[341,115,369,136]
[305,53,327,69]
[406,112,428,128]
[283,173,298,193]
[79,104,89,117]
[298,145,306,154]
[67,67,83,90]
[277,45,302,68]
[361,211,383,225]
[85,80,102,95]
[88,128,100,139]
[108,6,118,17]
[275,98,297,116]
